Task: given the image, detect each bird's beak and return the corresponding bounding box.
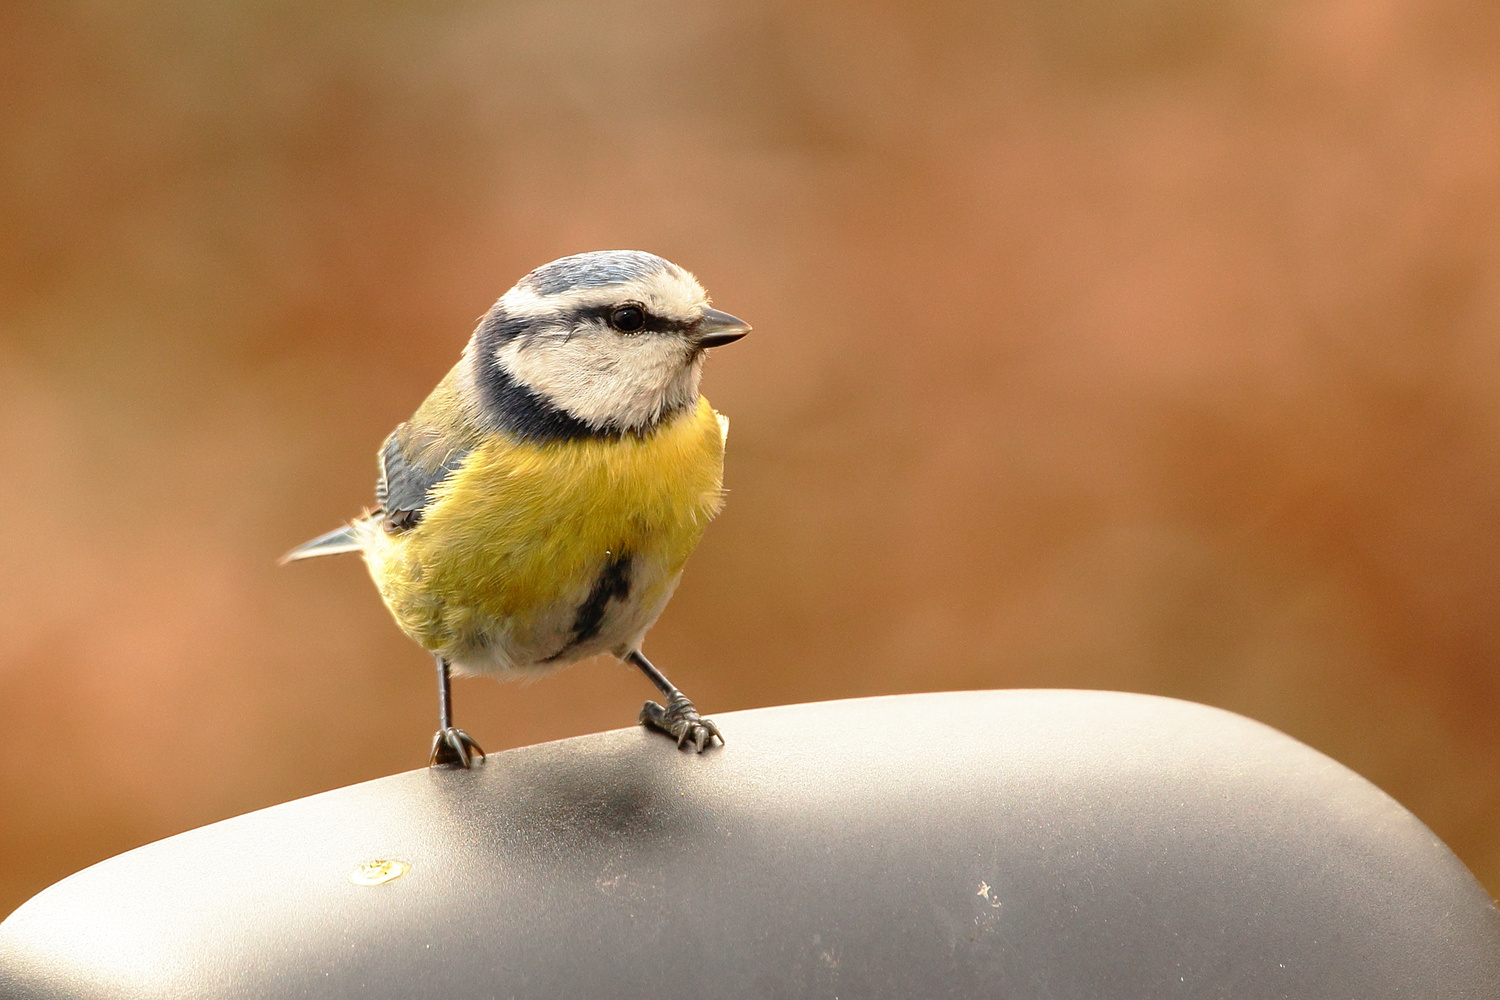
[695,307,752,348]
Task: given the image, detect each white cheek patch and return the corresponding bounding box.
[497,330,704,431]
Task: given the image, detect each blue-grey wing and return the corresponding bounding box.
[376,424,472,532]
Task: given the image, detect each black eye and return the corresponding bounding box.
[609,305,646,333]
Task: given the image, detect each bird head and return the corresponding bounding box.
[464,250,750,437]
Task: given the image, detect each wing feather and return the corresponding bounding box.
[374,364,487,533]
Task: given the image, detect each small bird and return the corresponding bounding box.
[283,250,749,767]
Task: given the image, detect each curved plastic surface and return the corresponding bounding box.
[1,690,1497,998]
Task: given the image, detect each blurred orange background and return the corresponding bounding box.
[3,0,1499,917]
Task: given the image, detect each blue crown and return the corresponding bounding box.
[521,251,676,296]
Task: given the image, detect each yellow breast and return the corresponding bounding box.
[361,396,728,663]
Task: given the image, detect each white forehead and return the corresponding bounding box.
[498,251,708,323]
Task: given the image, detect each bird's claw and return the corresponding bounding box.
[640,693,723,753]
[429,727,485,768]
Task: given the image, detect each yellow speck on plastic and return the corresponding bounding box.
[349,859,410,886]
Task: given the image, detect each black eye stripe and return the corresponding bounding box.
[577,304,692,335]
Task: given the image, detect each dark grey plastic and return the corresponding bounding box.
[2,690,1497,998]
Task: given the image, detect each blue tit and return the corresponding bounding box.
[283,250,750,766]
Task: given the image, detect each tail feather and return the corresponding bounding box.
[279,524,362,565]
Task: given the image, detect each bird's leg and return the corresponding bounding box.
[627,649,723,753]
[429,655,485,768]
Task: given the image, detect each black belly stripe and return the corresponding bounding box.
[547,552,633,660]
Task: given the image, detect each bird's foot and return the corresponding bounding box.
[640,693,723,753]
[429,727,485,768]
